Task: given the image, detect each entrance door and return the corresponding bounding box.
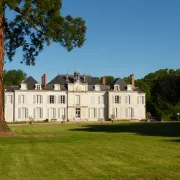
[75,108,81,119]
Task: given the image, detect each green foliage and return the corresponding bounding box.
[3,0,86,65]
[101,76,114,85]
[123,68,180,121]
[3,69,27,86]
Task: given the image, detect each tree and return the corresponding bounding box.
[101,76,114,86]
[3,69,27,86]
[0,0,86,132]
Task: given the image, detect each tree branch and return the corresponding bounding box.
[13,6,45,35]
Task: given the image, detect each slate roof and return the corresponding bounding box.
[110,78,144,93]
[23,76,39,90]
[47,74,100,85]
[5,76,39,92]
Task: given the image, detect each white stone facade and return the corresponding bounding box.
[4,73,146,122]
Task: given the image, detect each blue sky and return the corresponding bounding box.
[4,0,180,82]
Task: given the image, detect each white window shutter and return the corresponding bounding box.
[18,108,21,118]
[23,95,25,104]
[132,108,134,118]
[125,96,128,104]
[126,108,128,118]
[41,95,43,104]
[33,108,36,118]
[112,96,115,104]
[58,96,61,103]
[33,95,36,104]
[18,95,21,104]
[25,108,28,118]
[40,108,43,118]
[47,108,49,118]
[137,96,139,104]
[119,96,121,104]
[54,96,56,104]
[54,108,56,118]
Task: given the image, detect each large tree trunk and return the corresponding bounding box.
[0,13,10,132]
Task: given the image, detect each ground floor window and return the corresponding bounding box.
[112,107,117,118]
[75,108,81,119]
[58,108,65,119]
[126,108,134,118]
[34,108,43,119]
[18,108,28,119]
[48,108,56,119]
[89,108,104,119]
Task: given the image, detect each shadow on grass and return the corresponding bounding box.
[70,122,180,137]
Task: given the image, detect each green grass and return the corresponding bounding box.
[0,122,180,180]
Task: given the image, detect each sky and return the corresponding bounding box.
[4,0,180,82]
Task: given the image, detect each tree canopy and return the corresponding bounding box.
[3,0,86,65]
[124,69,180,121]
[3,69,27,86]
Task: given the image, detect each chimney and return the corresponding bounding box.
[83,74,86,83]
[66,74,69,82]
[102,77,106,85]
[41,74,46,88]
[130,73,135,88]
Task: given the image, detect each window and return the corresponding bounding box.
[34,108,43,119]
[112,107,117,118]
[49,95,55,104]
[18,108,28,119]
[115,96,120,104]
[58,108,65,119]
[54,84,60,90]
[98,96,104,104]
[33,95,43,104]
[59,95,65,104]
[18,95,24,104]
[6,95,13,104]
[114,85,120,91]
[125,95,131,104]
[75,95,80,105]
[36,85,41,90]
[126,108,134,118]
[138,96,145,104]
[48,108,56,119]
[75,108,81,118]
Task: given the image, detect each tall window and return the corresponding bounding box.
[58,108,65,119]
[49,95,55,104]
[34,108,43,119]
[33,95,43,104]
[126,108,134,118]
[139,96,145,104]
[112,107,117,117]
[125,95,131,104]
[48,108,56,119]
[59,95,65,104]
[6,95,13,104]
[18,108,28,119]
[98,96,104,104]
[75,95,80,105]
[18,95,24,104]
[90,96,95,105]
[115,96,121,104]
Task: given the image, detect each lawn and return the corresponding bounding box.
[0,122,180,180]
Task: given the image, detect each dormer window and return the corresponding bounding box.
[54,84,60,91]
[35,84,42,90]
[20,83,27,90]
[127,85,133,91]
[94,85,100,91]
[114,85,120,91]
